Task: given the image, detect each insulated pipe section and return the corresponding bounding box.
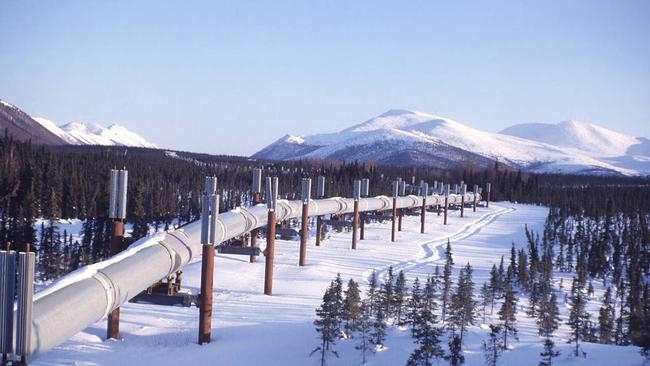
[27,191,479,358]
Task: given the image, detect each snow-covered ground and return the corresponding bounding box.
[33,203,643,366]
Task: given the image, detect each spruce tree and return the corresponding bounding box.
[567,277,590,357]
[406,301,443,366]
[445,335,465,366]
[498,274,518,349]
[407,277,424,330]
[598,286,615,344]
[480,282,490,323]
[343,278,361,338]
[537,292,560,338]
[488,264,500,313]
[332,274,344,336]
[445,239,454,265]
[370,306,387,350]
[368,271,380,316]
[482,324,503,366]
[449,263,476,344]
[356,300,373,364]
[311,284,340,365]
[442,260,453,323]
[381,266,395,317]
[394,270,407,325]
[539,338,560,366]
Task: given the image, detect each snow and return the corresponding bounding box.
[32,118,158,148]
[0,99,15,108]
[33,203,643,365]
[500,120,641,157]
[255,110,650,176]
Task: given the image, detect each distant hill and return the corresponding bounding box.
[253,109,650,176]
[0,99,67,145]
[0,98,157,148]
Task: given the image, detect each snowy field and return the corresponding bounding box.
[33,203,644,366]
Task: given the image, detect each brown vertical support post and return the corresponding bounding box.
[107,219,124,340]
[460,184,466,218]
[264,210,276,295]
[351,180,361,250]
[443,197,448,225]
[299,178,311,266]
[299,202,308,266]
[352,200,359,249]
[198,243,215,344]
[391,198,397,242]
[315,216,322,246]
[420,197,426,234]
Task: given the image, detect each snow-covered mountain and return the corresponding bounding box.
[253,109,650,176]
[34,117,157,148]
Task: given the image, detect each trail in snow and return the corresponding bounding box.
[370,203,515,284]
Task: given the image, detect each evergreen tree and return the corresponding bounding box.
[381,266,395,317]
[442,260,453,323]
[311,284,340,365]
[480,282,490,323]
[482,324,503,366]
[449,262,476,344]
[598,286,615,344]
[407,277,424,329]
[370,306,387,350]
[355,300,373,364]
[406,297,444,366]
[368,271,380,316]
[517,248,529,292]
[332,273,344,336]
[445,239,454,265]
[488,264,500,313]
[498,274,518,349]
[539,338,560,366]
[567,277,590,358]
[537,292,560,338]
[394,270,407,325]
[343,278,361,338]
[445,335,465,366]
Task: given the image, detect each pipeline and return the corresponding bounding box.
[27,192,479,358]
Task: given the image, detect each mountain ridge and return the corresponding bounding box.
[253,109,649,176]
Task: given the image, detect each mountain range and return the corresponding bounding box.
[253,109,650,176]
[0,98,157,148]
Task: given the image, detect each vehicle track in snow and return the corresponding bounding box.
[365,203,516,284]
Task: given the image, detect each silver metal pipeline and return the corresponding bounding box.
[27,192,479,358]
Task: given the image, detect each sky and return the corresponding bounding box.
[1,0,649,156]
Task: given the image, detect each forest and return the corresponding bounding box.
[1,131,649,362]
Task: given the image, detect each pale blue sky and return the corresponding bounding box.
[1,0,648,155]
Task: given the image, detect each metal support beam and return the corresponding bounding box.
[391,197,397,242]
[106,219,124,340]
[420,197,426,234]
[299,178,311,266]
[198,244,214,344]
[299,202,308,266]
[264,210,276,295]
[352,201,359,250]
[315,216,323,246]
[460,184,466,218]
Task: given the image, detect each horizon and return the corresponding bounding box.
[1,1,649,155]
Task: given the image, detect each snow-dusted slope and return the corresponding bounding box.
[253,110,648,176]
[500,120,642,157]
[33,118,157,148]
